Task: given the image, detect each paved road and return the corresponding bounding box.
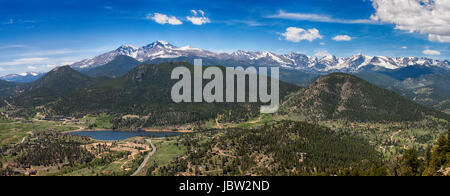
[131,139,156,176]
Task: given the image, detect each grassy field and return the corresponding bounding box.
[0,119,79,145]
[60,154,143,176]
[137,137,187,176]
[84,113,115,129]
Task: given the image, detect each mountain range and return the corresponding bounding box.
[69,41,450,73]
[2,41,449,83]
[1,41,450,115]
[6,62,299,125]
[0,72,44,83]
[66,41,450,113]
[3,62,448,127]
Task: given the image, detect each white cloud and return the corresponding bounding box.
[401,46,408,49]
[320,42,326,46]
[423,49,441,55]
[268,11,376,24]
[186,16,210,25]
[147,13,183,25]
[0,57,48,66]
[27,65,37,70]
[186,9,210,25]
[371,0,450,43]
[332,35,352,41]
[281,27,323,42]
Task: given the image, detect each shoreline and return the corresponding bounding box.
[64,127,193,134]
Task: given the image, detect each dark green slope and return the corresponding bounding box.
[0,80,19,98]
[355,67,450,114]
[46,62,300,125]
[380,65,436,81]
[280,73,450,122]
[172,120,381,176]
[11,66,95,106]
[83,55,141,78]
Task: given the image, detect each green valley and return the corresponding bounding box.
[0,59,449,176]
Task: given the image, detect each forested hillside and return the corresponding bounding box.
[83,55,141,78]
[146,120,381,176]
[5,62,299,127]
[280,73,450,122]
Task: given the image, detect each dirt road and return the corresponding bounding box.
[131,139,156,176]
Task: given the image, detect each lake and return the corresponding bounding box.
[69,130,183,141]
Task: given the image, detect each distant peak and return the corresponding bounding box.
[322,55,336,60]
[118,44,138,50]
[51,65,72,72]
[145,40,175,49]
[18,72,40,77]
[156,40,168,45]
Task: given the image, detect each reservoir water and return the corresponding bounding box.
[69,130,183,141]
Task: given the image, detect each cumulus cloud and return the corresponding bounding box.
[186,16,210,25]
[371,0,450,43]
[423,49,441,55]
[268,11,376,24]
[282,27,323,42]
[332,35,352,41]
[401,46,408,49]
[147,13,183,25]
[186,9,210,25]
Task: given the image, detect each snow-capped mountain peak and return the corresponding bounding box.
[70,40,219,69]
[143,40,175,49]
[1,72,43,83]
[68,40,450,72]
[17,72,40,77]
[117,44,138,50]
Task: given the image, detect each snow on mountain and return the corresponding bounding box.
[70,41,217,69]
[69,40,450,72]
[0,72,43,83]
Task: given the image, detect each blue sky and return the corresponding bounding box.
[0,0,449,75]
